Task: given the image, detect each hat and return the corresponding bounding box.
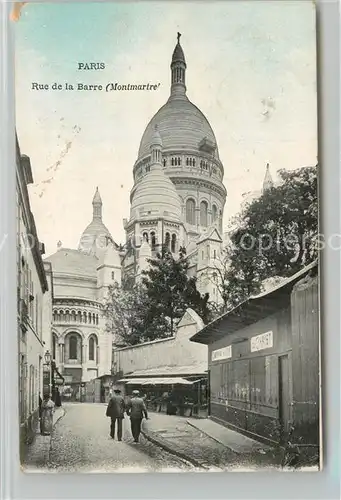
[132,390,140,396]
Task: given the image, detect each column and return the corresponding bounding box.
[59,342,64,368]
[82,342,87,381]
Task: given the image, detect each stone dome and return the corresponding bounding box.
[130,167,182,221]
[78,188,114,256]
[137,96,219,161]
[78,219,113,256]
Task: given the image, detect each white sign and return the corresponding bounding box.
[211,345,232,362]
[250,331,273,352]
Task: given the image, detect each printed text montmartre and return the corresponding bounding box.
[31,82,160,91]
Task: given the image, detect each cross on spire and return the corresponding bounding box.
[170,33,186,97]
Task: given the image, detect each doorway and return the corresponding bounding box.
[278,354,290,441]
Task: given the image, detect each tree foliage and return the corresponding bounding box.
[141,247,212,338]
[103,247,213,346]
[102,280,147,346]
[221,166,318,307]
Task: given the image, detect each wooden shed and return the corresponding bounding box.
[190,261,319,449]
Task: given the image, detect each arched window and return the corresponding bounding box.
[165,232,170,249]
[186,158,189,166]
[212,205,218,222]
[69,336,78,360]
[111,271,115,280]
[89,336,96,361]
[151,232,156,250]
[65,310,70,322]
[178,157,181,166]
[96,314,99,325]
[143,232,149,243]
[171,158,174,166]
[78,311,82,323]
[88,312,92,324]
[186,199,196,225]
[163,158,166,167]
[92,313,96,324]
[200,201,208,227]
[171,234,176,253]
[83,312,87,324]
[71,310,76,322]
[193,158,196,167]
[53,311,57,322]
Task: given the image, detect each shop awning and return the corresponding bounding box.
[117,377,194,386]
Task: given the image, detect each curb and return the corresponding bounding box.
[186,420,276,460]
[141,426,208,470]
[186,419,240,454]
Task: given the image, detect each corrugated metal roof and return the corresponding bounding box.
[118,377,194,386]
[125,364,207,377]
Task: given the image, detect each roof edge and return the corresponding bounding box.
[190,260,318,345]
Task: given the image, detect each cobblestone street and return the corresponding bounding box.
[31,403,194,472]
[23,403,284,472]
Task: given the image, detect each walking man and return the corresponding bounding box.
[126,390,148,443]
[106,388,125,441]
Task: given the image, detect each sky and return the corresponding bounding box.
[15,1,318,257]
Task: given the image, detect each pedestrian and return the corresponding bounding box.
[38,393,43,433]
[55,387,62,407]
[126,390,148,444]
[106,388,125,441]
[40,394,55,435]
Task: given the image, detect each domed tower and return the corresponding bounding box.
[78,187,115,257]
[124,125,185,280]
[262,163,274,192]
[132,33,227,241]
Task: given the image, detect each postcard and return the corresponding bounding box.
[14,1,320,472]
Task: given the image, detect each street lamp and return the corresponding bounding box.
[44,350,52,398]
[44,350,51,364]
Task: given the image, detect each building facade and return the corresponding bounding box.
[45,189,118,400]
[190,261,319,450]
[44,34,229,394]
[123,33,227,302]
[16,137,52,455]
[112,309,208,417]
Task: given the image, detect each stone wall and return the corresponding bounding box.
[114,308,207,377]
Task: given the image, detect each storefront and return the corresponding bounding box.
[113,308,209,417]
[190,262,319,447]
[117,374,208,417]
[61,369,82,401]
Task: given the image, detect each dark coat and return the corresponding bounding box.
[106,394,126,419]
[126,396,148,419]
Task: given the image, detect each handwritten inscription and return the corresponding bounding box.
[250,331,273,353]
